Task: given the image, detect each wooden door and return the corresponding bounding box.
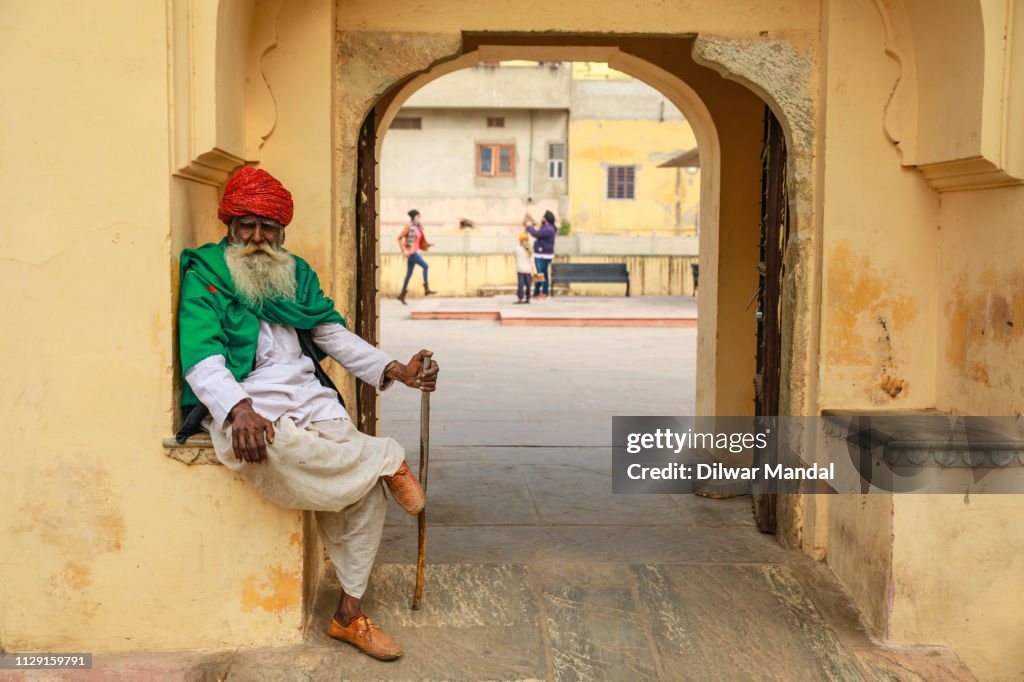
[752,107,788,534]
[356,110,379,435]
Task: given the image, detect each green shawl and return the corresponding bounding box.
[178,239,345,409]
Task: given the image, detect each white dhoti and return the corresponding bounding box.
[207,416,405,598]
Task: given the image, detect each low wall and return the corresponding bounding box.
[381,231,699,256]
[380,253,700,297]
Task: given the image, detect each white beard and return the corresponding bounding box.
[224,242,297,307]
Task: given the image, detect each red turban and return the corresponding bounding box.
[218,166,294,226]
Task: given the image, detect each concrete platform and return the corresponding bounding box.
[408,295,698,327]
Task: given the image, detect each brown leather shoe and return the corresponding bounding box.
[328,614,402,660]
[383,462,425,514]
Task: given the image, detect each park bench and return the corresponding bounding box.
[550,262,630,297]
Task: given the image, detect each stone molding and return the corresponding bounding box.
[163,436,219,465]
[883,442,1024,468]
[822,414,1024,468]
[693,36,814,156]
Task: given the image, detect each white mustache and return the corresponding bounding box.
[236,241,289,261]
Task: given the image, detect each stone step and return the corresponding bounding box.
[478,283,569,297]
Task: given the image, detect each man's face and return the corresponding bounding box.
[224,214,295,305]
[230,214,285,249]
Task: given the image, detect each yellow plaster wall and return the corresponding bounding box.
[0,0,336,652]
[819,0,938,411]
[29,0,1024,670]
[890,494,1024,681]
[818,4,1024,679]
[567,119,700,235]
[818,0,935,648]
[935,186,1024,416]
[926,170,1024,682]
[336,0,820,38]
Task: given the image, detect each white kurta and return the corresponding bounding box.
[186,321,405,599]
[185,321,393,430]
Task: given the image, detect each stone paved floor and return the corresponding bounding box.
[316,300,974,681]
[18,300,976,681]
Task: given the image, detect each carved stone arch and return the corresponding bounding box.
[692,37,817,421]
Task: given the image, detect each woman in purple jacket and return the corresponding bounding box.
[526,210,557,298]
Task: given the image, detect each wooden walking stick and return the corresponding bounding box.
[412,355,431,609]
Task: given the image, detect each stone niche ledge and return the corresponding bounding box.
[163,435,220,465]
[822,410,1024,468]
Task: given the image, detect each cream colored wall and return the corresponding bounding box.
[567,119,700,235]
[401,62,573,109]
[380,107,568,231]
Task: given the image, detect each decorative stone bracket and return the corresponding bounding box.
[163,435,219,465]
[823,412,1024,469]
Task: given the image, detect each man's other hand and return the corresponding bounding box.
[228,399,275,463]
[386,350,438,392]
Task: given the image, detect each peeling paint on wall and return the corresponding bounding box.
[16,460,126,555]
[944,267,1024,392]
[241,565,302,615]
[825,242,917,400]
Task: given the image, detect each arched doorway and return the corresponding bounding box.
[351,37,798,532]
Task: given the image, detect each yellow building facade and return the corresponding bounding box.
[2,1,1024,678]
[568,118,700,236]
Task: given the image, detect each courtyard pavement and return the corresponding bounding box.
[308,300,974,681]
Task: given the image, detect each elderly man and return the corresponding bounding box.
[178,166,437,661]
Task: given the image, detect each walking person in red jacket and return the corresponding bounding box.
[397,209,437,304]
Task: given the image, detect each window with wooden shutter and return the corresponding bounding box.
[477,144,515,177]
[606,165,636,199]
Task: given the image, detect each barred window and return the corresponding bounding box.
[486,117,505,128]
[606,165,636,199]
[548,143,565,180]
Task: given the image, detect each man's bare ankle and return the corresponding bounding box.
[335,593,361,626]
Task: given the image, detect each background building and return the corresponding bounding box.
[381,62,701,237]
[381,62,571,235]
[379,62,702,296]
[568,66,700,237]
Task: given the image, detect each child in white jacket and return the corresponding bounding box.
[514,232,537,304]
